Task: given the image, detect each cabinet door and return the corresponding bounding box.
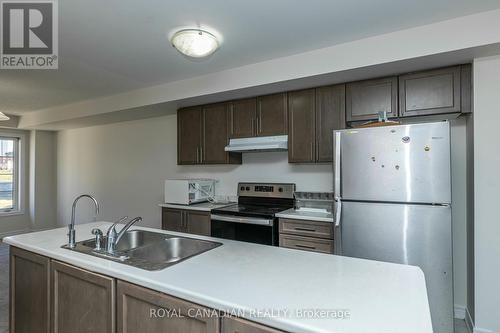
[399,66,461,117]
[346,76,398,122]
[202,103,231,164]
[257,93,288,136]
[178,107,202,165]
[315,84,346,162]
[162,208,185,232]
[186,210,211,236]
[51,260,115,333]
[288,89,316,163]
[229,98,256,138]
[222,316,285,333]
[10,247,50,333]
[117,280,219,333]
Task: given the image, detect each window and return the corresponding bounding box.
[0,135,20,213]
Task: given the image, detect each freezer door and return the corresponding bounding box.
[338,122,451,203]
[339,201,453,333]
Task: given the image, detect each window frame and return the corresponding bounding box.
[0,131,24,216]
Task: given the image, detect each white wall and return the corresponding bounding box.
[30,131,57,230]
[473,55,500,333]
[56,114,332,228]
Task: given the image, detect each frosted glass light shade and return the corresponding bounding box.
[171,29,219,58]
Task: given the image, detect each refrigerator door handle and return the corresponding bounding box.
[334,198,341,227]
[334,131,341,196]
[334,198,342,254]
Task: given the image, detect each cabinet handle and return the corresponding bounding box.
[294,227,316,232]
[200,146,203,163]
[251,118,255,135]
[196,147,200,164]
[257,116,261,133]
[295,244,316,250]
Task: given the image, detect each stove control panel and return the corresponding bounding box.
[237,183,295,199]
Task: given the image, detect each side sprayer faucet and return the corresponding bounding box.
[105,217,143,254]
[68,194,100,248]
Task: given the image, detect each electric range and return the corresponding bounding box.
[210,182,295,246]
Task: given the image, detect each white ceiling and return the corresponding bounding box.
[2,0,500,115]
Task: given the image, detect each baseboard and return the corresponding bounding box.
[474,328,493,333]
[455,304,467,320]
[462,307,494,333]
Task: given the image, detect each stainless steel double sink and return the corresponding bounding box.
[63,230,222,271]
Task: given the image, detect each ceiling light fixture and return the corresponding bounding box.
[170,29,219,58]
[0,112,10,121]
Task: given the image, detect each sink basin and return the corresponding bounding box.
[63,230,222,271]
[127,237,222,268]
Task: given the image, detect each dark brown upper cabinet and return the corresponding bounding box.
[315,85,346,163]
[229,98,257,138]
[288,89,316,163]
[399,65,470,117]
[177,105,241,165]
[177,106,202,165]
[229,93,287,139]
[256,93,288,136]
[346,76,398,122]
[202,103,231,164]
[288,85,345,163]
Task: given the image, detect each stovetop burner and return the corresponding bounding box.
[211,203,292,218]
[211,182,296,219]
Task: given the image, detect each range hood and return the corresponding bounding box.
[225,135,288,152]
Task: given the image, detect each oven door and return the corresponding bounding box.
[210,214,278,246]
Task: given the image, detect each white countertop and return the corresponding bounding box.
[159,201,234,211]
[4,223,432,333]
[276,208,334,223]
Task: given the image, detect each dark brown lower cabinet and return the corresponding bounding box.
[10,247,292,333]
[278,218,334,254]
[162,207,184,232]
[222,316,285,333]
[117,280,219,333]
[162,207,211,236]
[186,210,211,236]
[10,247,51,333]
[51,260,115,333]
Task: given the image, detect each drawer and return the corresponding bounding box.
[279,234,334,254]
[279,218,334,239]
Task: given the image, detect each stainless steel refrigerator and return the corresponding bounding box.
[333,121,453,333]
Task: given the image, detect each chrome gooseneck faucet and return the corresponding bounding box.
[68,194,100,248]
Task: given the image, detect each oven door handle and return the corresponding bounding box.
[210,214,274,226]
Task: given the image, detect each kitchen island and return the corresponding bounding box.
[4,222,432,333]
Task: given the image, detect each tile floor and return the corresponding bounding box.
[0,242,471,333]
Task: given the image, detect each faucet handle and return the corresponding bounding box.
[91,228,103,251]
[91,228,103,236]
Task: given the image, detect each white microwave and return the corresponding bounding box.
[164,179,215,205]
